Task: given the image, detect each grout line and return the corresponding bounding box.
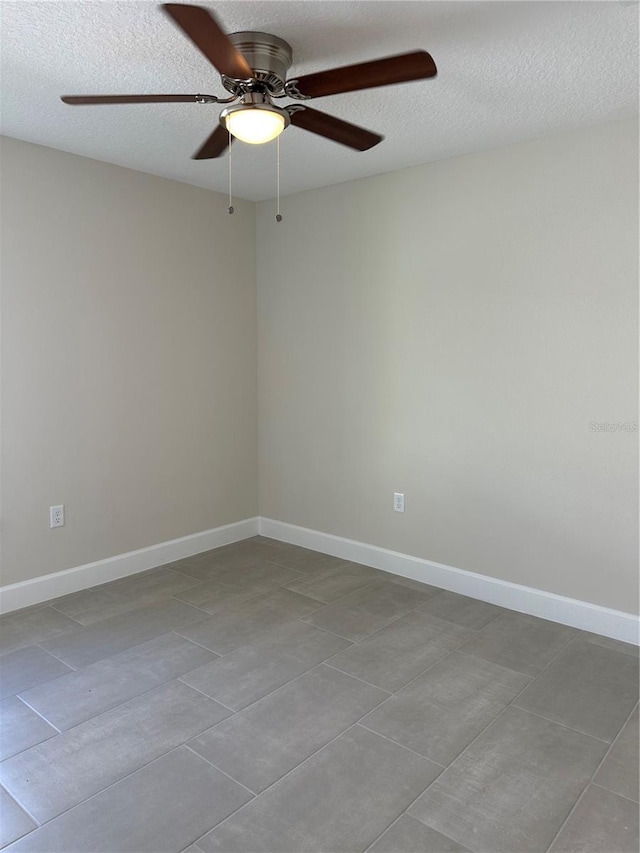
[295,617,357,643]
[172,600,220,619]
[590,781,640,805]
[7,671,240,767]
[355,722,446,769]
[189,668,452,849]
[1,780,42,827]
[406,631,583,781]
[297,621,355,646]
[358,740,452,853]
[510,705,613,745]
[331,611,530,708]
[543,699,640,852]
[589,699,639,786]
[183,743,257,797]
[322,663,392,695]
[363,814,405,852]
[33,643,79,671]
[0,629,280,846]
[170,567,214,582]
[302,604,537,724]
[171,590,263,616]
[182,657,338,719]
[47,603,86,626]
[336,649,481,734]
[0,744,219,842]
[33,625,207,670]
[543,782,592,853]
[13,695,62,734]
[171,630,227,657]
[177,680,238,715]
[299,601,429,646]
[186,630,461,849]
[178,635,390,717]
[187,723,370,844]
[361,634,587,853]
[454,622,579,678]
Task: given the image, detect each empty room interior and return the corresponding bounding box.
[0,2,638,852]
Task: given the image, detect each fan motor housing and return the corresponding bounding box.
[226,31,293,93]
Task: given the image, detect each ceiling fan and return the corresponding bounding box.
[61,3,437,159]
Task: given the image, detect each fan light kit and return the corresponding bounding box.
[60,3,438,214]
[221,96,290,145]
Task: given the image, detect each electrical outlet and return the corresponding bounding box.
[50,505,65,528]
[393,492,405,513]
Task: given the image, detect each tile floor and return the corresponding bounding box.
[0,536,638,853]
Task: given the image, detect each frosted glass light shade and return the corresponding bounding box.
[224,107,286,144]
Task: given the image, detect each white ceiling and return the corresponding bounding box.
[1,1,638,201]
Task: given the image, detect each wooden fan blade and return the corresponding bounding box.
[61,94,214,105]
[162,4,252,79]
[287,106,382,151]
[290,51,437,99]
[192,123,230,159]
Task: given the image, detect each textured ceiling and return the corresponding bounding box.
[1,1,638,201]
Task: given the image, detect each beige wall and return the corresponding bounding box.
[1,137,257,586]
[257,119,639,614]
[2,120,637,612]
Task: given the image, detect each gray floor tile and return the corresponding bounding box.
[549,784,639,853]
[0,680,230,823]
[0,607,79,654]
[173,581,259,614]
[169,560,234,583]
[50,568,202,625]
[254,536,295,550]
[458,611,577,676]
[362,651,530,765]
[180,539,290,577]
[0,787,36,848]
[0,647,73,700]
[514,636,639,742]
[189,664,388,792]
[368,816,470,852]
[197,725,442,853]
[580,632,640,658]
[0,697,57,760]
[283,562,383,603]
[20,633,217,730]
[40,599,208,668]
[3,747,252,853]
[230,536,292,555]
[180,621,350,710]
[594,705,639,801]
[268,546,348,574]
[208,561,303,594]
[303,581,431,642]
[1,542,633,853]
[176,589,320,655]
[376,574,443,597]
[408,706,608,853]
[418,590,503,630]
[328,612,474,693]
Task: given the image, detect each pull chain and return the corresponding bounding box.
[275,135,282,222]
[227,131,234,214]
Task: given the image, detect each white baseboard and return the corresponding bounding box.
[0,517,259,614]
[3,514,637,646]
[259,517,639,646]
